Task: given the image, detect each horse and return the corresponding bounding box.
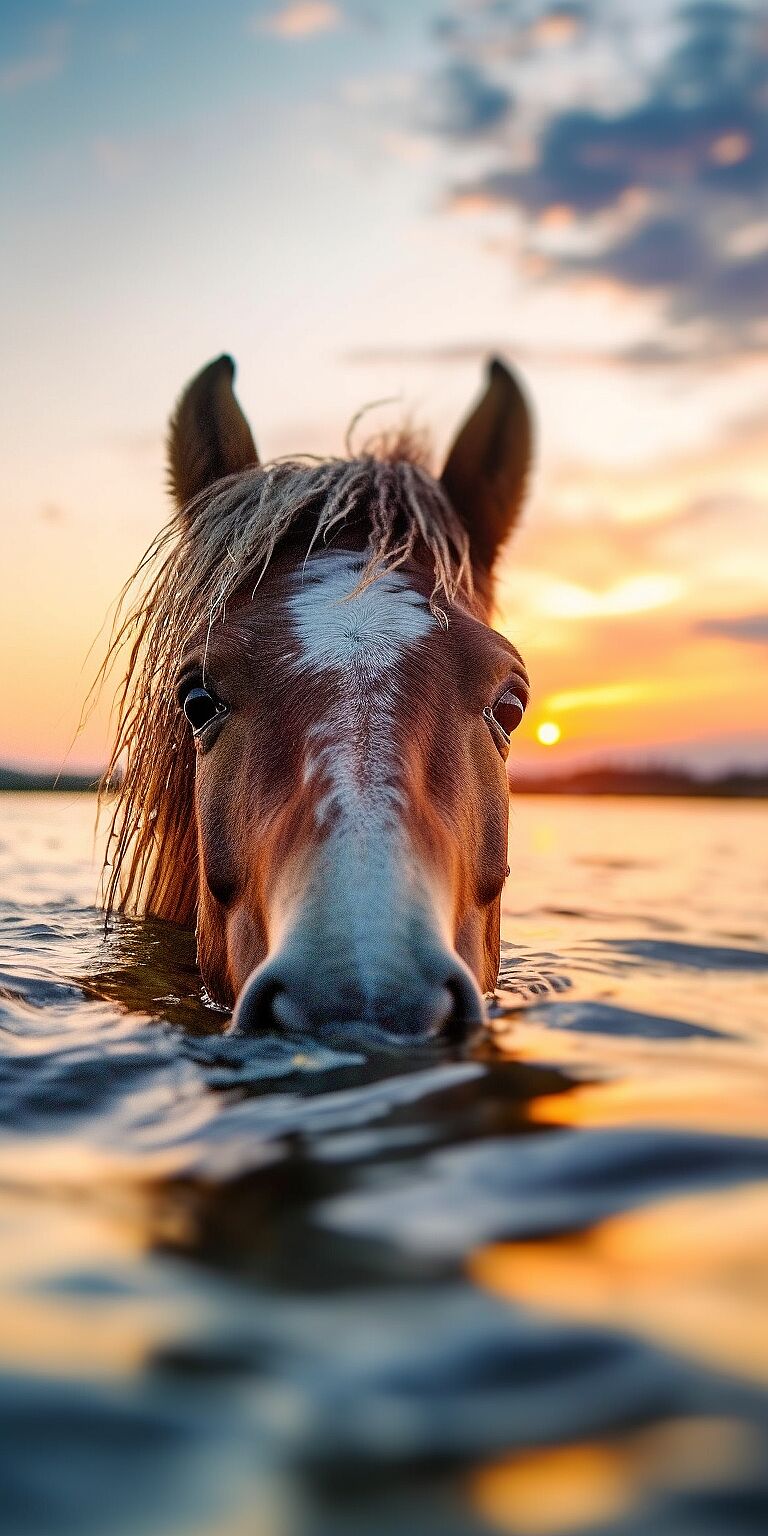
[102,354,531,1045]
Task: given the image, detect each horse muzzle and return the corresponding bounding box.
[228,941,486,1047]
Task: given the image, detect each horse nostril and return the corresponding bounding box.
[230,970,310,1036]
[397,965,485,1044]
[416,985,456,1040]
[270,987,312,1034]
[441,965,486,1044]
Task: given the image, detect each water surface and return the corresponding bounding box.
[0,792,766,1536]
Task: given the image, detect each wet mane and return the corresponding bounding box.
[99,446,472,925]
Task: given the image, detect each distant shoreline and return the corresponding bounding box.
[509,768,768,799]
[0,768,102,793]
[2,764,766,799]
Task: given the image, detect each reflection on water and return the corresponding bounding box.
[0,792,766,1536]
[470,1418,758,1535]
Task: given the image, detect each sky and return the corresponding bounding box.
[2,0,767,774]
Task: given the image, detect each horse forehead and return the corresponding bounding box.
[286,553,436,674]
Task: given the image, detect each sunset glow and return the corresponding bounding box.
[0,0,766,775]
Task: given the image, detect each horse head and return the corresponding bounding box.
[105,354,532,1045]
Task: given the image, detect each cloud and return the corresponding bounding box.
[532,4,590,47]
[420,62,514,140]
[433,1,589,52]
[560,217,768,332]
[0,22,67,94]
[574,217,706,289]
[343,336,708,370]
[435,1,768,344]
[457,85,768,219]
[693,247,768,325]
[696,613,768,644]
[256,2,342,39]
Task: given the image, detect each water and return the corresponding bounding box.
[0,792,766,1536]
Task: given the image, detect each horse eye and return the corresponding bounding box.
[182,686,222,734]
[483,687,526,757]
[493,689,526,738]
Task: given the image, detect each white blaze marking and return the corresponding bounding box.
[280,552,446,1002]
[288,552,435,824]
[289,553,435,677]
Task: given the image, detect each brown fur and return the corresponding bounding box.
[99,453,473,924]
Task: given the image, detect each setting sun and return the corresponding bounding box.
[537,722,562,747]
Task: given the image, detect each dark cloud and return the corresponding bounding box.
[459,87,768,216]
[439,1,768,341]
[696,248,768,324]
[420,62,514,139]
[664,2,754,101]
[562,219,768,329]
[578,216,706,287]
[696,613,768,643]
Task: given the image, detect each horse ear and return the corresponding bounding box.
[441,357,532,578]
[167,354,259,511]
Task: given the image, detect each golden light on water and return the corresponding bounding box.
[536,721,562,746]
[469,1418,752,1535]
[467,1182,768,1388]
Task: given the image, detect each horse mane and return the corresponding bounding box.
[98,441,472,926]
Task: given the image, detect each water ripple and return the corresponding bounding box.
[0,793,766,1536]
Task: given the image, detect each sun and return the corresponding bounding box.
[536,721,562,747]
